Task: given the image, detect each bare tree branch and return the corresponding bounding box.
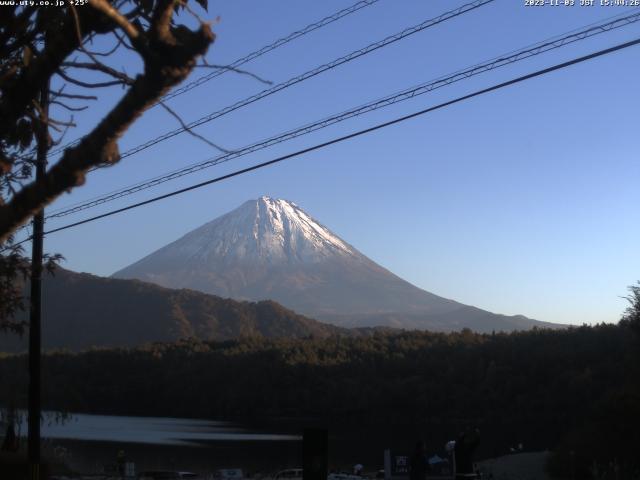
[50,121,74,148]
[61,61,134,85]
[0,4,215,242]
[112,30,137,52]
[80,35,124,57]
[46,117,76,129]
[88,0,141,43]
[196,61,272,85]
[50,100,89,112]
[67,3,136,85]
[178,0,210,26]
[0,7,111,137]
[56,69,126,89]
[150,0,179,45]
[159,101,231,153]
[51,90,98,101]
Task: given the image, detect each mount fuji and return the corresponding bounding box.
[113,196,557,332]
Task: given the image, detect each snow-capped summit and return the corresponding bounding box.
[113,197,552,332]
[122,197,357,270]
[196,196,354,264]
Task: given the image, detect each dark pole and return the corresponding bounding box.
[303,428,328,480]
[28,79,49,480]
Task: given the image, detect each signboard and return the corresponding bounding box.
[384,449,457,480]
[392,454,410,476]
[383,449,410,480]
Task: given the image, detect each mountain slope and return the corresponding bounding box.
[0,268,343,352]
[114,196,557,332]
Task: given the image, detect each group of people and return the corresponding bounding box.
[409,428,481,480]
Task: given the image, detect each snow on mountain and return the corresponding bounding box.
[113,196,555,332]
[128,197,355,268]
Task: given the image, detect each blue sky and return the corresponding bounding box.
[31,0,640,325]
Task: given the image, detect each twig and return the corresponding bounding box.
[159,101,232,154]
[50,100,88,112]
[87,0,140,43]
[51,121,74,147]
[67,3,137,85]
[112,30,137,52]
[62,61,134,85]
[178,0,210,26]
[80,36,123,57]
[30,100,76,132]
[48,117,76,128]
[196,61,273,85]
[51,89,98,101]
[57,69,126,89]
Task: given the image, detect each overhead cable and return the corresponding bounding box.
[45,9,640,220]
[45,0,383,158]
[35,36,640,239]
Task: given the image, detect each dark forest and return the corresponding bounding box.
[1,323,638,478]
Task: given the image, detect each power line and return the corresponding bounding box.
[163,0,381,102]
[9,0,496,240]
[37,36,640,239]
[45,0,382,159]
[45,9,640,220]
[94,0,496,162]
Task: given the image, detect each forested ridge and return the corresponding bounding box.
[0,268,345,352]
[1,323,638,478]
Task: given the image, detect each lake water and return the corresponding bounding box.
[7,412,414,473]
[8,412,306,473]
[16,412,301,446]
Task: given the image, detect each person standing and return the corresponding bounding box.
[116,449,126,476]
[1,422,18,452]
[454,428,480,478]
[410,441,429,480]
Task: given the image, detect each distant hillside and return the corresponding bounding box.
[0,268,344,352]
[321,307,562,331]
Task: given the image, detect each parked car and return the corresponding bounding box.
[138,472,203,480]
[210,468,245,480]
[273,468,303,480]
[328,474,367,480]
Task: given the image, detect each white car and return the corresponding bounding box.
[273,468,303,480]
[328,474,367,480]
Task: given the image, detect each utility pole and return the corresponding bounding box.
[28,78,49,480]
